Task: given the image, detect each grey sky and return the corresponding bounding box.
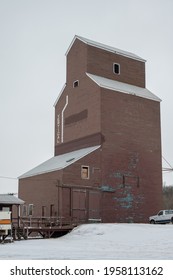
[0,0,173,194]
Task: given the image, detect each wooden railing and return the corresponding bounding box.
[12,215,101,230]
[12,216,75,229]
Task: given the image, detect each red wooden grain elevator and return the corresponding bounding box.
[19,36,163,224]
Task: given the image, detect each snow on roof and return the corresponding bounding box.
[19,145,100,179]
[86,73,161,102]
[66,35,146,62]
[0,194,24,205]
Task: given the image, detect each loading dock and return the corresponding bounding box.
[12,186,102,240]
[59,185,101,224]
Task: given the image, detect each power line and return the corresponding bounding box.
[162,156,173,169]
[0,175,17,180]
[162,156,173,173]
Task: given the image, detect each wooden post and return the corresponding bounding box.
[17,205,20,228]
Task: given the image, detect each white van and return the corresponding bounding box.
[149,210,173,224]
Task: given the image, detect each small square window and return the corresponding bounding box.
[113,63,120,75]
[73,80,79,88]
[81,166,89,179]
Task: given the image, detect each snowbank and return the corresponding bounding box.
[0,223,173,259]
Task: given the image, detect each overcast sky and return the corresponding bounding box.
[0,0,173,194]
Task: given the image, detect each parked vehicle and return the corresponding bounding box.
[149,210,173,224]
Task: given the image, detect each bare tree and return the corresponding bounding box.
[163,186,173,209]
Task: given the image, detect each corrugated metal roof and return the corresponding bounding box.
[19,145,100,179]
[0,194,24,205]
[86,73,161,102]
[66,35,146,62]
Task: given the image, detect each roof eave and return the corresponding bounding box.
[65,35,146,62]
[86,73,161,103]
[54,84,66,107]
[98,84,162,102]
[0,195,25,205]
[65,35,79,56]
[19,145,101,179]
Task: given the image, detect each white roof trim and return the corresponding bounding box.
[54,84,66,107]
[86,73,161,102]
[19,145,100,179]
[66,35,146,62]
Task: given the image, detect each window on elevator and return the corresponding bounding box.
[73,80,79,88]
[113,63,120,75]
[81,166,90,179]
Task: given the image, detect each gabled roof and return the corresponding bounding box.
[19,145,100,179]
[0,194,24,205]
[66,35,146,62]
[86,73,161,102]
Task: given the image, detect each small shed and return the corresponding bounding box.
[0,194,24,210]
[0,194,24,226]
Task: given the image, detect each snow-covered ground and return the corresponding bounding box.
[0,223,173,260]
